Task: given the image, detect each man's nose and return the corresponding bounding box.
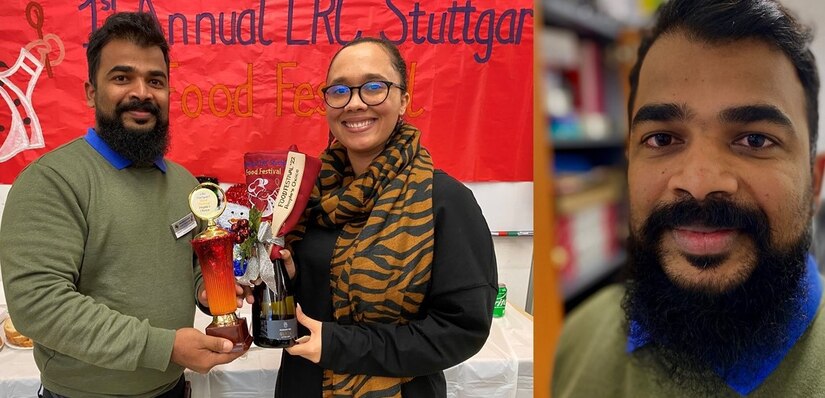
[130,80,152,102]
[667,141,739,201]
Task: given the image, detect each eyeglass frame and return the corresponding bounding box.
[321,80,406,109]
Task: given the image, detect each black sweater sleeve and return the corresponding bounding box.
[317,171,498,377]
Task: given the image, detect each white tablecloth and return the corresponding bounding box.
[0,301,532,398]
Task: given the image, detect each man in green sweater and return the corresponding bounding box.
[554,0,825,397]
[0,12,246,398]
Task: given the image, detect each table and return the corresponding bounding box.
[0,297,532,398]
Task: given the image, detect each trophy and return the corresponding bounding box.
[189,182,253,352]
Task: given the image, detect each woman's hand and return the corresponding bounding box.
[280,249,296,280]
[285,304,323,363]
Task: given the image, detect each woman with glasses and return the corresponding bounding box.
[274,37,498,398]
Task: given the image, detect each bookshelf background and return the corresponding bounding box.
[540,0,659,311]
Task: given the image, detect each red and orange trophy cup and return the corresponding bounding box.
[188,182,253,352]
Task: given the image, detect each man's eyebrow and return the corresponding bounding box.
[107,65,135,75]
[148,70,167,79]
[631,103,691,130]
[719,104,793,129]
[106,65,167,79]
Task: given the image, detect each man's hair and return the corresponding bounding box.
[627,0,820,158]
[86,12,169,87]
[327,37,408,91]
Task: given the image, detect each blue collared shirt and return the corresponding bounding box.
[627,254,823,396]
[84,127,167,172]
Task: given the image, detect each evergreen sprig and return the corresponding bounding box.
[238,206,262,260]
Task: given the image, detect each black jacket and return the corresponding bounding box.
[275,170,498,397]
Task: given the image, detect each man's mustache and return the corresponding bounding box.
[116,100,160,117]
[641,196,770,241]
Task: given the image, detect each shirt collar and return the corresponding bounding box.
[627,254,823,396]
[84,127,167,172]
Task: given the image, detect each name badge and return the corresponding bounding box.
[171,212,197,239]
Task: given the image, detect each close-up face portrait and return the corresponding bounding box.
[623,29,814,390]
[627,31,812,293]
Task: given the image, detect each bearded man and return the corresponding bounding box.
[0,12,245,398]
[553,0,825,396]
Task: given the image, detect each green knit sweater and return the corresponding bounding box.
[0,138,202,397]
[554,284,825,397]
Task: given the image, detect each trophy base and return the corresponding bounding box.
[206,317,253,353]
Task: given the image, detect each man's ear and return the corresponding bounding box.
[84,81,95,108]
[813,152,825,213]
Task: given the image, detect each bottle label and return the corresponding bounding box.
[493,283,507,318]
[261,318,298,340]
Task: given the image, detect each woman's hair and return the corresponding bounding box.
[327,37,408,91]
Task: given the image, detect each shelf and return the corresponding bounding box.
[552,137,625,150]
[561,251,626,300]
[542,0,623,40]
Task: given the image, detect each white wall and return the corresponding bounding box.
[0,182,535,313]
[467,182,534,313]
[0,184,7,304]
[0,184,9,232]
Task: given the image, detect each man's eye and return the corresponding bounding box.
[644,133,674,147]
[735,134,774,149]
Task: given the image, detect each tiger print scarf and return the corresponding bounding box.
[292,122,434,397]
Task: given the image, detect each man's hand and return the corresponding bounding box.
[170,328,246,373]
[285,304,322,363]
[198,282,253,309]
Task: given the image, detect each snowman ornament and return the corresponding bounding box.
[216,183,252,276]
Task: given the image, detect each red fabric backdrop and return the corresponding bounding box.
[0,0,533,184]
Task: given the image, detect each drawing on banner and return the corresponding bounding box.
[0,48,44,162]
[24,2,65,78]
[248,177,281,216]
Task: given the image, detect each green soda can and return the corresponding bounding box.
[493,283,507,318]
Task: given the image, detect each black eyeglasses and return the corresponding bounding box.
[321,80,405,109]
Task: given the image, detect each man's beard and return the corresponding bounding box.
[622,196,810,394]
[96,99,169,165]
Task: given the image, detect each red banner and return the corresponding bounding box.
[0,0,533,184]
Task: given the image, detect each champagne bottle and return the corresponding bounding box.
[252,258,297,348]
